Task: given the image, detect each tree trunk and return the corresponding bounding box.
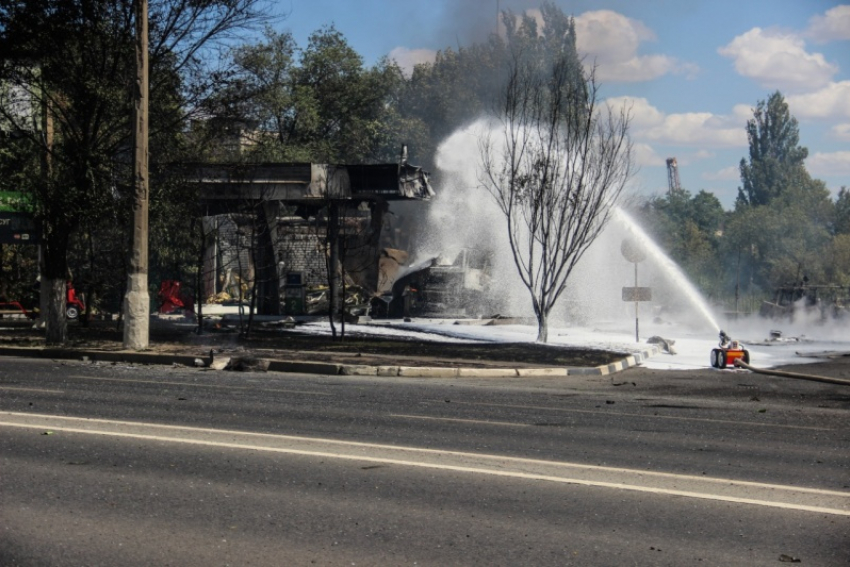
[83,231,96,327]
[536,309,549,343]
[195,220,206,335]
[44,277,67,345]
[40,225,71,345]
[327,203,340,339]
[245,219,259,339]
[255,203,281,315]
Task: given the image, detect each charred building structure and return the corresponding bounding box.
[187,155,434,316]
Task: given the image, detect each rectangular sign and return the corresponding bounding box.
[0,212,40,245]
[622,286,652,302]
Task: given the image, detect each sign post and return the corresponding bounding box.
[621,239,649,342]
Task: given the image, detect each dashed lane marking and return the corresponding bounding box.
[64,375,333,396]
[0,386,65,394]
[390,414,531,427]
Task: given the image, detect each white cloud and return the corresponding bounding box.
[702,166,740,182]
[831,123,850,141]
[388,47,436,77]
[574,10,694,83]
[645,113,745,147]
[807,151,850,177]
[607,96,745,147]
[605,96,664,128]
[786,81,850,119]
[718,27,837,91]
[632,143,665,167]
[805,5,850,42]
[732,103,756,122]
[669,151,715,166]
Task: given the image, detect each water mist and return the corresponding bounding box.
[414,118,722,334]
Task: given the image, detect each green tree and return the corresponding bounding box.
[637,189,725,297]
[833,186,850,235]
[228,28,298,157]
[399,2,583,172]
[724,178,834,294]
[0,0,268,343]
[212,25,417,164]
[403,41,504,165]
[725,91,837,303]
[737,91,809,207]
[825,234,850,286]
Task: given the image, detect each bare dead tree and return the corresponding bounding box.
[480,58,633,342]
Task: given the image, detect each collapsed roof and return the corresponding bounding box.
[186,162,435,208]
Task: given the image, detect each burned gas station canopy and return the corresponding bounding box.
[182,157,436,317]
[186,162,434,210]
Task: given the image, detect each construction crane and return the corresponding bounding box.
[666,157,682,194]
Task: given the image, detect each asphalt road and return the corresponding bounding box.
[1,356,848,566]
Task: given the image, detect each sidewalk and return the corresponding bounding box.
[0,317,659,377]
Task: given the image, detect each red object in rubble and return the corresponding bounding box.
[0,281,85,320]
[65,282,85,319]
[158,280,194,314]
[0,300,32,318]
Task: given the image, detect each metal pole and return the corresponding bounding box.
[634,261,639,343]
[123,0,149,349]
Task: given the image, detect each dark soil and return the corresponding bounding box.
[0,319,625,369]
[241,329,624,368]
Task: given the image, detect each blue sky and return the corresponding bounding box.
[275,1,849,208]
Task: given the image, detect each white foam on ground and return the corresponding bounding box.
[298,318,846,371]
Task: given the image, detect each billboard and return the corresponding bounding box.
[0,212,40,244]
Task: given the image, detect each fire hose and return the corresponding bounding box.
[734,359,850,387]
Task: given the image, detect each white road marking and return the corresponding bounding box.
[0,386,65,394]
[1,410,848,516]
[390,414,530,427]
[437,400,836,431]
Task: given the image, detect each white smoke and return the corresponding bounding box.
[411,113,850,342]
[415,117,728,332]
[415,118,532,317]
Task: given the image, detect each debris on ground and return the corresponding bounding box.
[207,350,230,370]
[227,355,269,372]
[206,349,268,371]
[646,335,677,355]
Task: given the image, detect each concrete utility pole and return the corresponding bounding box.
[123,0,150,349]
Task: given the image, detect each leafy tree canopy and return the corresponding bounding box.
[833,186,850,235]
[205,25,414,164]
[737,91,809,208]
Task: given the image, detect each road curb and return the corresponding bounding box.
[566,346,660,376]
[0,346,203,368]
[0,344,659,377]
[266,360,343,375]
